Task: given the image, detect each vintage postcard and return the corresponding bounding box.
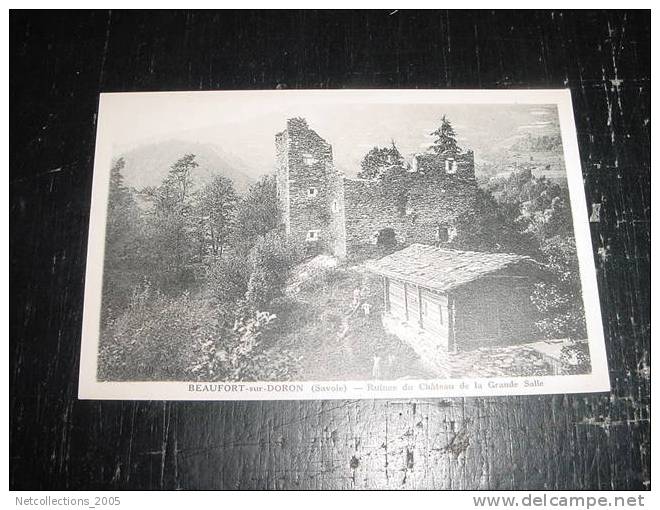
[79,89,610,400]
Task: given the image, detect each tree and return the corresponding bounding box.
[206,252,252,315]
[429,115,460,155]
[233,175,280,247]
[357,141,404,180]
[108,157,133,209]
[485,168,573,241]
[102,157,144,316]
[450,188,538,256]
[140,154,200,290]
[245,230,303,311]
[105,157,138,265]
[196,176,238,258]
[142,153,198,214]
[531,235,587,341]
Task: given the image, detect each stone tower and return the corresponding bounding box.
[275,118,346,257]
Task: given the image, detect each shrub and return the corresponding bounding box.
[206,253,252,306]
[531,235,587,340]
[98,285,222,381]
[560,340,591,375]
[245,231,305,311]
[191,310,299,381]
[98,282,300,382]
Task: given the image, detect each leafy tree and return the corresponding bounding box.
[206,253,253,316]
[525,194,573,241]
[450,188,538,256]
[206,230,302,321]
[140,154,199,290]
[142,153,198,214]
[486,168,573,240]
[531,235,587,341]
[233,175,280,247]
[429,115,460,155]
[245,231,303,311]
[357,141,404,180]
[196,175,238,258]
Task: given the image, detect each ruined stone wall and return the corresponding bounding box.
[326,166,347,258]
[342,167,478,256]
[412,151,475,180]
[275,118,336,254]
[276,119,478,259]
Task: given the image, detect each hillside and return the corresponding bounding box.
[117,140,255,194]
[265,258,433,381]
[476,135,567,183]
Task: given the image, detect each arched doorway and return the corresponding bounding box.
[376,228,398,249]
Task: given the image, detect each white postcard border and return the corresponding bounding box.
[78,89,611,400]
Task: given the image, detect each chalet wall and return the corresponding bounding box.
[453,277,539,349]
[387,279,450,349]
[420,287,449,347]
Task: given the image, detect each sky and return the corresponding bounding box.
[102,90,563,178]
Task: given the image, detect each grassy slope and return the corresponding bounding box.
[266,261,433,381]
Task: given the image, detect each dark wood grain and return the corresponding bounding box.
[10,10,650,490]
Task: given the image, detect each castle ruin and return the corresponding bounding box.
[275,118,478,258]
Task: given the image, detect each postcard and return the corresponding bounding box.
[78,89,610,400]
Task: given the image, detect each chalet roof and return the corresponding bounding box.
[366,244,541,292]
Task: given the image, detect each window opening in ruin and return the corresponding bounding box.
[436,225,449,243]
[376,228,397,248]
[308,187,318,197]
[306,230,320,242]
[303,155,317,166]
[445,158,457,174]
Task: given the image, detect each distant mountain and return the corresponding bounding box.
[475,130,566,184]
[510,133,562,153]
[116,140,255,194]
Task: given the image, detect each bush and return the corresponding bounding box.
[560,340,591,375]
[245,231,305,311]
[206,253,252,305]
[98,284,222,381]
[531,235,587,340]
[98,282,301,382]
[206,230,304,315]
[189,310,300,381]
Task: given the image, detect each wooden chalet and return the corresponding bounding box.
[366,244,545,353]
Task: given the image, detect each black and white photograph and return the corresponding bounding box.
[78,89,609,399]
[12,9,649,493]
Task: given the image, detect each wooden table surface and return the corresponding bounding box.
[10,10,650,490]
